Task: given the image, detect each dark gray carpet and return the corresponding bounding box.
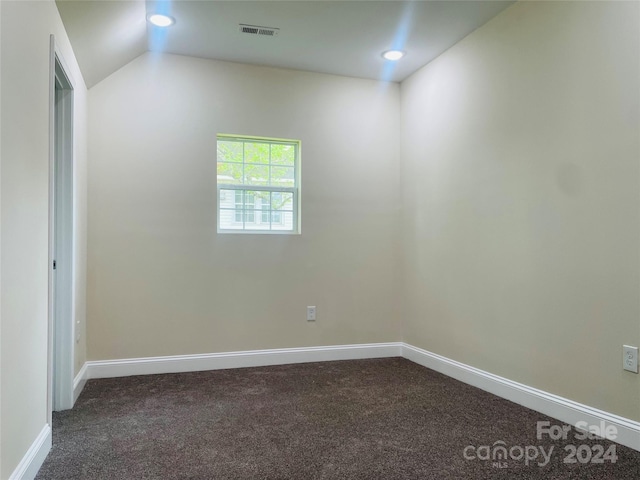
[36,358,640,479]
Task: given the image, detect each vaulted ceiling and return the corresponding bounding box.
[56,0,514,88]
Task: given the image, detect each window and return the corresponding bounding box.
[271,192,283,224]
[217,135,299,233]
[234,190,255,223]
[234,191,243,222]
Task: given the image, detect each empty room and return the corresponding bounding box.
[1,0,639,479]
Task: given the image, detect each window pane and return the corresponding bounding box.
[217,140,243,163]
[273,192,293,210]
[257,191,271,209]
[234,190,243,222]
[245,165,269,186]
[259,192,271,223]
[270,193,281,222]
[271,211,294,231]
[244,191,258,213]
[250,211,270,229]
[219,209,243,230]
[219,189,236,204]
[217,162,243,185]
[270,144,295,166]
[219,190,240,221]
[245,143,270,164]
[271,166,294,186]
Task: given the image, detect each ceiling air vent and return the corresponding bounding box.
[239,24,279,37]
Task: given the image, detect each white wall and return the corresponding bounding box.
[0,1,87,477]
[73,64,88,378]
[0,1,3,474]
[87,53,401,361]
[401,0,640,421]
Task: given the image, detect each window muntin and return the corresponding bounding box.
[217,136,299,233]
[234,191,243,222]
[261,195,270,223]
[232,191,256,223]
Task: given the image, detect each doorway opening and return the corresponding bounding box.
[48,37,75,419]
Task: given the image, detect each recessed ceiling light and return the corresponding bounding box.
[148,14,175,27]
[382,50,405,61]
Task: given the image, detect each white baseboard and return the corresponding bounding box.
[76,341,639,453]
[73,362,88,405]
[9,424,52,480]
[401,343,640,452]
[85,342,403,379]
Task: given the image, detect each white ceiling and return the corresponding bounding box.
[57,0,514,88]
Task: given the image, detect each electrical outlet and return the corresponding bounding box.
[307,306,316,322]
[623,345,638,373]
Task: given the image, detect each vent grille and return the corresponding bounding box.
[239,24,279,37]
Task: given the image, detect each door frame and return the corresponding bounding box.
[47,35,76,423]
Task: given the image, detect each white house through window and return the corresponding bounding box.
[234,190,255,223]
